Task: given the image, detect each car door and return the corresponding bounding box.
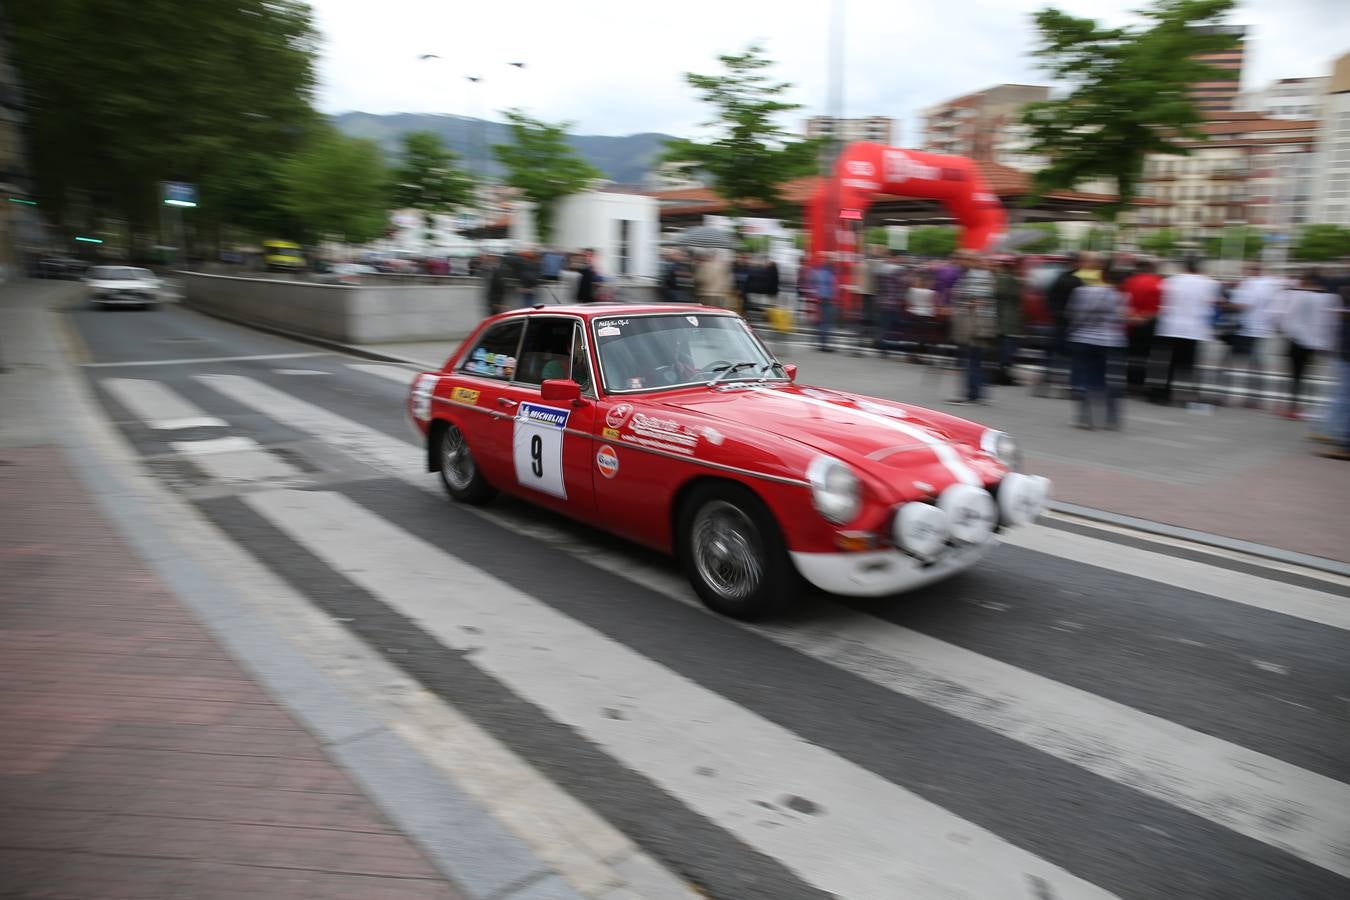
[449,318,526,487]
[491,317,597,519]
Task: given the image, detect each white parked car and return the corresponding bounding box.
[316,263,378,285]
[84,266,162,309]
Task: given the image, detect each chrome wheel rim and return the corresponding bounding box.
[691,500,763,601]
[441,425,475,490]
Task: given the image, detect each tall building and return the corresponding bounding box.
[919,84,1050,169]
[804,116,895,146]
[1309,52,1350,227]
[1188,25,1247,113]
[1239,76,1330,120]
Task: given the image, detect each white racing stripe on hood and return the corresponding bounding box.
[785,392,981,486]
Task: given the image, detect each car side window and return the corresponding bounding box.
[514,317,574,386]
[570,322,594,395]
[461,320,524,380]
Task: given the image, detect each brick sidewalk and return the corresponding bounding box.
[0,445,463,900]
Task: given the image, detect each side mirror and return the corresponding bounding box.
[540,378,583,404]
[783,363,798,382]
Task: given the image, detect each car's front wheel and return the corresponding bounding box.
[436,421,495,505]
[677,483,799,620]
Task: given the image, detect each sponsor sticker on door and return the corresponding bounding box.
[596,444,619,479]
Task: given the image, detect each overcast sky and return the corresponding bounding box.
[313,0,1340,140]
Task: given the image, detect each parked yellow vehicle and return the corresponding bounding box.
[262,240,305,272]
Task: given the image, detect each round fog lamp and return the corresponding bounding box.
[894,502,949,561]
[937,483,997,545]
[998,473,1038,526]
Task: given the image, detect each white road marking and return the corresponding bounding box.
[200,372,1350,879]
[348,363,421,385]
[273,368,330,376]
[83,351,328,368]
[102,378,226,430]
[170,436,259,455]
[1004,526,1350,633]
[1253,660,1290,676]
[247,488,1116,900]
[170,435,302,483]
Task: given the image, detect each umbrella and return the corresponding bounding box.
[677,226,739,250]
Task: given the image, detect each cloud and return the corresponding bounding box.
[312,0,1343,141]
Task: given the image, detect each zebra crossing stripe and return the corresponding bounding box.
[245,487,1119,900]
[102,377,226,430]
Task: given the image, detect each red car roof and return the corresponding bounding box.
[501,303,734,319]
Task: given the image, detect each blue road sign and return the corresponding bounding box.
[163,182,197,208]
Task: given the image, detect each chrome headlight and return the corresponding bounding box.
[980,429,1021,471]
[806,456,862,525]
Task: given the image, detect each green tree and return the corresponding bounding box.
[909,226,959,258]
[281,127,390,244]
[1021,0,1239,220]
[492,110,602,244]
[9,0,320,252]
[391,131,475,239]
[662,44,820,216]
[1204,225,1263,260]
[1018,223,1061,253]
[1292,224,1350,262]
[1140,227,1180,257]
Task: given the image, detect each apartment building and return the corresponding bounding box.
[803,116,895,146]
[919,84,1050,169]
[1131,113,1318,239]
[1309,52,1350,227]
[1189,25,1247,113]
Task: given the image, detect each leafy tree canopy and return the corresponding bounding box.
[1021,0,1239,220]
[492,110,602,245]
[392,131,475,216]
[1292,224,1350,262]
[908,226,959,258]
[9,0,321,247]
[280,126,390,245]
[1140,226,1181,257]
[662,44,820,217]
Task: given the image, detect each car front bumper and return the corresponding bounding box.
[790,538,999,597]
[93,291,157,305]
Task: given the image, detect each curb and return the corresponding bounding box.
[27,292,588,900]
[1048,501,1350,578]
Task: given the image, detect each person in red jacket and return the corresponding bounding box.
[1119,257,1163,395]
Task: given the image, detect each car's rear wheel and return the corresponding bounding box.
[677,483,799,620]
[436,421,495,505]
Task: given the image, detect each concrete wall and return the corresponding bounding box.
[182,272,665,345]
[182,272,486,344]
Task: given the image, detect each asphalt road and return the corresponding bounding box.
[65,302,1350,900]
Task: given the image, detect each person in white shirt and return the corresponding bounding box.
[905,270,938,358]
[1223,262,1286,408]
[1277,271,1339,420]
[1152,257,1220,405]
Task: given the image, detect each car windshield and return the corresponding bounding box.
[592,312,784,394]
[90,267,151,281]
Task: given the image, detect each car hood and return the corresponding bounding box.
[650,383,1005,492]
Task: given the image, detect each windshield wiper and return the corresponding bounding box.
[707,361,760,386]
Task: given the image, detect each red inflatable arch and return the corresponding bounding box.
[806,142,1007,271]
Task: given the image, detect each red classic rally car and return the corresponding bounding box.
[408,304,1050,619]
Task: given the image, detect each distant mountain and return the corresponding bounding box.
[331,112,674,186]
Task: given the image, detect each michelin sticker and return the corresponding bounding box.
[513,402,571,498]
